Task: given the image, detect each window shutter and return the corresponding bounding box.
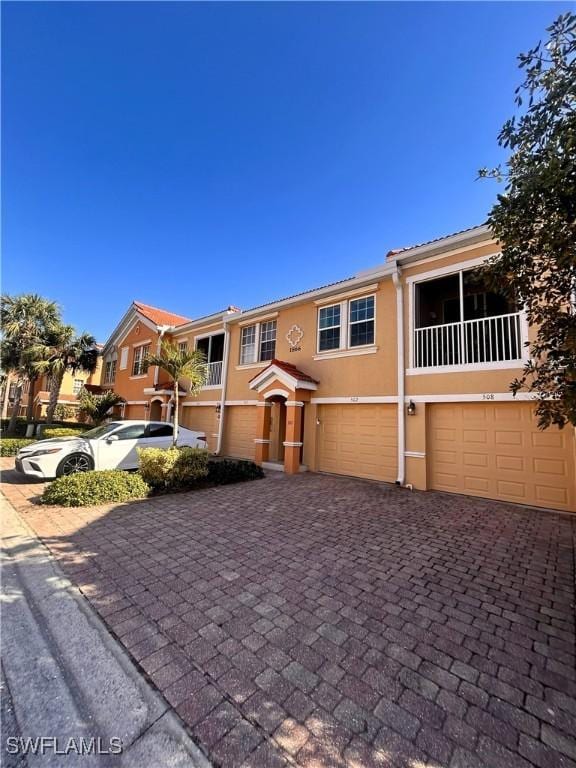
[119,347,129,370]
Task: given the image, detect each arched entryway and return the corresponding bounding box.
[249,361,318,474]
[150,399,163,421]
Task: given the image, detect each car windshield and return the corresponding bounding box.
[81,423,122,440]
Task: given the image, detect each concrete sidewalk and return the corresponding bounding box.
[1,497,211,768]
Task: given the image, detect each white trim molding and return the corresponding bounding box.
[283,441,303,447]
[182,400,220,407]
[314,283,379,306]
[406,361,525,376]
[310,396,398,404]
[239,312,278,327]
[404,393,538,403]
[254,438,271,444]
[224,400,259,406]
[263,388,290,400]
[125,400,148,406]
[285,401,304,407]
[235,362,269,371]
[405,451,426,459]
[313,346,378,361]
[256,401,273,407]
[249,363,318,394]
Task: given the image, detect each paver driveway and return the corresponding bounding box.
[2,459,575,768]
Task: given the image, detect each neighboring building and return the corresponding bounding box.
[3,355,103,422]
[101,226,576,512]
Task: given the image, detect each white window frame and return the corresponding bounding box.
[131,344,150,377]
[348,295,376,349]
[316,294,375,355]
[104,359,117,385]
[406,255,530,374]
[73,379,84,395]
[239,321,276,365]
[178,340,188,354]
[119,347,129,370]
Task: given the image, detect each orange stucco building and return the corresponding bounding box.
[101,226,576,512]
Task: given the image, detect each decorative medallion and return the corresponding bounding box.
[286,324,304,352]
[135,322,140,335]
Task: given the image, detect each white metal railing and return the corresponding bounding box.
[206,360,223,386]
[414,312,523,368]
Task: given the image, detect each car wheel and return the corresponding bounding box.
[56,453,94,477]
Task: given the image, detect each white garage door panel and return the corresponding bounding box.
[429,403,576,512]
[318,405,397,483]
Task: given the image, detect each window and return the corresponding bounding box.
[132,344,150,376]
[147,423,173,438]
[317,295,375,353]
[119,347,129,370]
[104,360,116,385]
[318,305,341,351]
[259,321,277,361]
[178,341,188,354]
[240,321,276,365]
[349,296,375,347]
[73,379,84,395]
[240,325,257,365]
[115,424,148,440]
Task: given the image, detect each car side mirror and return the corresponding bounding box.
[106,435,119,443]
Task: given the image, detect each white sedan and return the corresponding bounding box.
[15,421,208,479]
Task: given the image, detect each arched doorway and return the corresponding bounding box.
[267,394,287,464]
[150,399,163,421]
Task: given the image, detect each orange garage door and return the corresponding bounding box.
[222,406,257,460]
[428,403,576,512]
[317,404,397,483]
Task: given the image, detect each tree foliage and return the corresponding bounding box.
[78,389,125,426]
[479,12,576,428]
[31,324,99,424]
[145,342,208,447]
[0,294,60,433]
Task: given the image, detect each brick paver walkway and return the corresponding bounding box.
[2,457,575,768]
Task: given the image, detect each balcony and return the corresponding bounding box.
[414,312,524,368]
[412,268,525,371]
[206,360,223,387]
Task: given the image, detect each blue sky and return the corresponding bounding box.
[2,2,568,341]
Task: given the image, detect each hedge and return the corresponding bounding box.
[139,446,209,490]
[42,470,150,507]
[0,418,28,437]
[40,426,87,439]
[0,438,36,457]
[207,458,264,485]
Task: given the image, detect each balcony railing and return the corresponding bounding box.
[206,360,223,386]
[414,312,523,369]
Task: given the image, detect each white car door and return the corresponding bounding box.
[97,423,149,470]
[144,422,174,450]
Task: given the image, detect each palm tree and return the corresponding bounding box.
[145,342,208,447]
[78,390,126,426]
[1,294,60,434]
[32,324,99,424]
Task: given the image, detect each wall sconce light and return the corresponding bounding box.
[215,404,222,419]
[316,417,321,426]
[407,400,416,416]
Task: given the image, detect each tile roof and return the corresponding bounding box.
[249,359,319,385]
[387,223,489,258]
[133,301,192,327]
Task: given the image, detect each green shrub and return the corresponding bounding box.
[207,458,264,485]
[53,404,76,421]
[0,438,36,456]
[138,447,209,490]
[0,418,28,437]
[41,426,86,439]
[42,470,150,507]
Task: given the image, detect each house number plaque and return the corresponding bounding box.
[286,325,304,353]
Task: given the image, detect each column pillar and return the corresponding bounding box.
[283,401,304,474]
[254,402,272,464]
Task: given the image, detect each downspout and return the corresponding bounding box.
[216,320,231,455]
[154,325,171,386]
[392,266,405,486]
